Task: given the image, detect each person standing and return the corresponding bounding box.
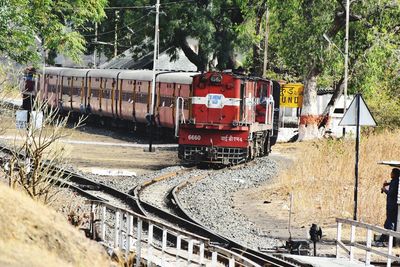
[379,168,400,243]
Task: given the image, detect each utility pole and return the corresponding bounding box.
[343,0,350,137]
[263,7,269,78]
[148,0,160,152]
[114,10,119,58]
[93,22,98,68]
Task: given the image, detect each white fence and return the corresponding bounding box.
[336,218,400,266]
[88,200,261,267]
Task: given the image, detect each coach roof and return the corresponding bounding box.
[60,68,91,77]
[118,70,197,84]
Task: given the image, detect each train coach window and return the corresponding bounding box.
[91,89,99,97]
[122,92,131,101]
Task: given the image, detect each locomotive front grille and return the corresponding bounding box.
[178,145,247,165]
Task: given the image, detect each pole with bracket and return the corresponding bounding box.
[148,0,160,152]
[353,94,360,221]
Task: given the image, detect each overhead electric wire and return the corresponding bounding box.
[82,13,151,37]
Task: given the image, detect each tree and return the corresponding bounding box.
[1,100,84,204]
[265,0,400,139]
[88,0,247,71]
[0,0,107,64]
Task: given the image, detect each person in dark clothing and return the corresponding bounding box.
[377,168,400,243]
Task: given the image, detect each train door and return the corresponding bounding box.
[134,80,150,123]
[47,74,59,109]
[158,82,174,128]
[60,76,72,111]
[178,83,191,124]
[119,79,134,121]
[242,80,255,124]
[71,77,84,112]
[255,81,274,125]
[88,77,101,115]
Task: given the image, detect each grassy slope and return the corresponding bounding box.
[266,130,400,227]
[0,183,110,267]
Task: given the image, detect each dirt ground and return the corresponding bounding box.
[0,109,387,259]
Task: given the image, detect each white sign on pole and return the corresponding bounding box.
[31,111,44,129]
[339,95,376,126]
[16,110,28,129]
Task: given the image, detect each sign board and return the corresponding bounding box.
[339,95,376,126]
[16,110,28,129]
[378,161,400,167]
[31,111,43,129]
[280,83,304,108]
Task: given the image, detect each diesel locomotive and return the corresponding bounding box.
[177,72,280,165]
[23,67,280,165]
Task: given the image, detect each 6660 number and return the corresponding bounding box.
[188,134,201,141]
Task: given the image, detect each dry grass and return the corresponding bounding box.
[0,182,110,267]
[266,130,400,227]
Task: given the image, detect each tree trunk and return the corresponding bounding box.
[298,67,322,141]
[178,35,208,71]
[318,77,344,130]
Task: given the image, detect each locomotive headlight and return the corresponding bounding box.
[232,120,239,127]
[210,74,222,84]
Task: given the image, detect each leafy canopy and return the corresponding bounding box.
[0,0,107,64]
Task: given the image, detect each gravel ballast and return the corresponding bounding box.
[177,157,283,250]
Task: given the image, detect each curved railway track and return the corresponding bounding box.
[134,165,301,267]
[0,141,301,266]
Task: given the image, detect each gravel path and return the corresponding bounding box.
[177,157,284,250]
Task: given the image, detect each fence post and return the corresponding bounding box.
[136,219,142,267]
[350,224,356,261]
[127,215,133,252]
[119,211,124,249]
[147,224,153,267]
[101,205,106,241]
[387,235,393,267]
[91,203,96,240]
[211,251,218,267]
[162,228,167,267]
[114,210,120,248]
[187,239,193,266]
[336,222,342,258]
[199,242,205,265]
[229,256,235,267]
[365,229,372,265]
[176,235,182,261]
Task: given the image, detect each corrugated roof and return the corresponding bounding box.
[100,48,197,71]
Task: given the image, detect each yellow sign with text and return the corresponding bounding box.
[280,83,304,108]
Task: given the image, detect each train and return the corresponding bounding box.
[22,67,280,165]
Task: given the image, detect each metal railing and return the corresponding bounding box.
[88,200,261,267]
[336,218,400,266]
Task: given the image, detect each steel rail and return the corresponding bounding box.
[171,175,301,267]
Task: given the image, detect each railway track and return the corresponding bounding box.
[134,165,301,267]
[0,141,301,266]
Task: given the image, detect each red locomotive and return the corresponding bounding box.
[178,71,280,165]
